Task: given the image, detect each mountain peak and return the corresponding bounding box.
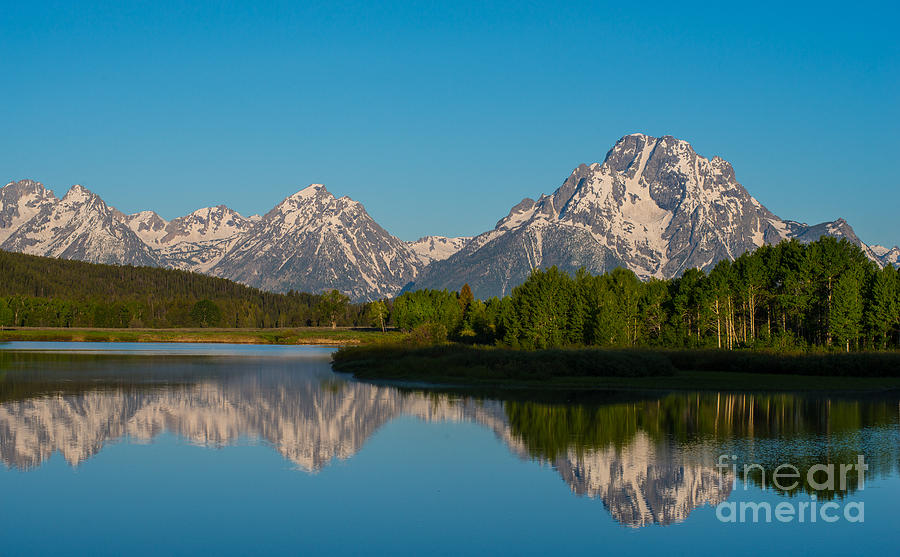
[412,134,884,298]
[4,179,54,197]
[2,181,156,266]
[187,204,243,219]
[607,133,698,157]
[62,184,99,204]
[6,178,37,187]
[0,179,60,244]
[124,209,169,226]
[289,184,330,201]
[214,184,420,300]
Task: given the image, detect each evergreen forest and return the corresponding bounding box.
[390,237,900,352]
[3,237,899,352]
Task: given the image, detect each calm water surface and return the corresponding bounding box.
[1,342,898,555]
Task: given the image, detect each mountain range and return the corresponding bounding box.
[2,133,896,300]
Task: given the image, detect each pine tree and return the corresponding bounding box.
[830,273,863,351]
[865,267,898,348]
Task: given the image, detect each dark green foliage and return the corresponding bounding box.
[398,237,897,352]
[405,322,449,345]
[332,344,676,381]
[0,250,369,328]
[316,289,350,329]
[3,236,897,349]
[333,344,900,385]
[190,299,222,327]
[662,349,900,377]
[864,266,898,349]
[392,289,462,332]
[500,267,570,348]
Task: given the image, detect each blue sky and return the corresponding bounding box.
[2,1,898,245]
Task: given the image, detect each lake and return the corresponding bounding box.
[1,342,898,555]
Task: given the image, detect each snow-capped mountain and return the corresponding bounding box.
[0,180,58,244]
[412,134,882,298]
[406,235,471,265]
[2,134,893,299]
[118,209,168,244]
[1,181,157,266]
[210,184,421,300]
[124,205,254,272]
[869,244,900,267]
[0,180,422,300]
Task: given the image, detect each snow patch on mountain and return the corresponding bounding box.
[123,210,169,245]
[406,235,471,265]
[870,244,900,267]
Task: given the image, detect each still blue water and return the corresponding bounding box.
[1,342,897,555]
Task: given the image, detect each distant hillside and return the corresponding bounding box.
[0,250,367,328]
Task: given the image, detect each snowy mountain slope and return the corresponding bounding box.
[406,235,471,265]
[412,133,882,298]
[124,205,254,272]
[210,184,421,300]
[1,183,157,266]
[0,180,58,244]
[870,244,900,267]
[121,210,169,245]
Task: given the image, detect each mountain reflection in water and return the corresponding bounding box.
[1,348,897,528]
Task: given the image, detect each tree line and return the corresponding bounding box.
[4,237,898,346]
[0,250,369,328]
[388,237,900,352]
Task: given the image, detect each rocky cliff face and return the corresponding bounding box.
[412,134,880,298]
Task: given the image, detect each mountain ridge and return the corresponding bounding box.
[2,133,895,300]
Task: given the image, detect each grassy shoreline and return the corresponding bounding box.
[0,327,402,346]
[331,343,900,393]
